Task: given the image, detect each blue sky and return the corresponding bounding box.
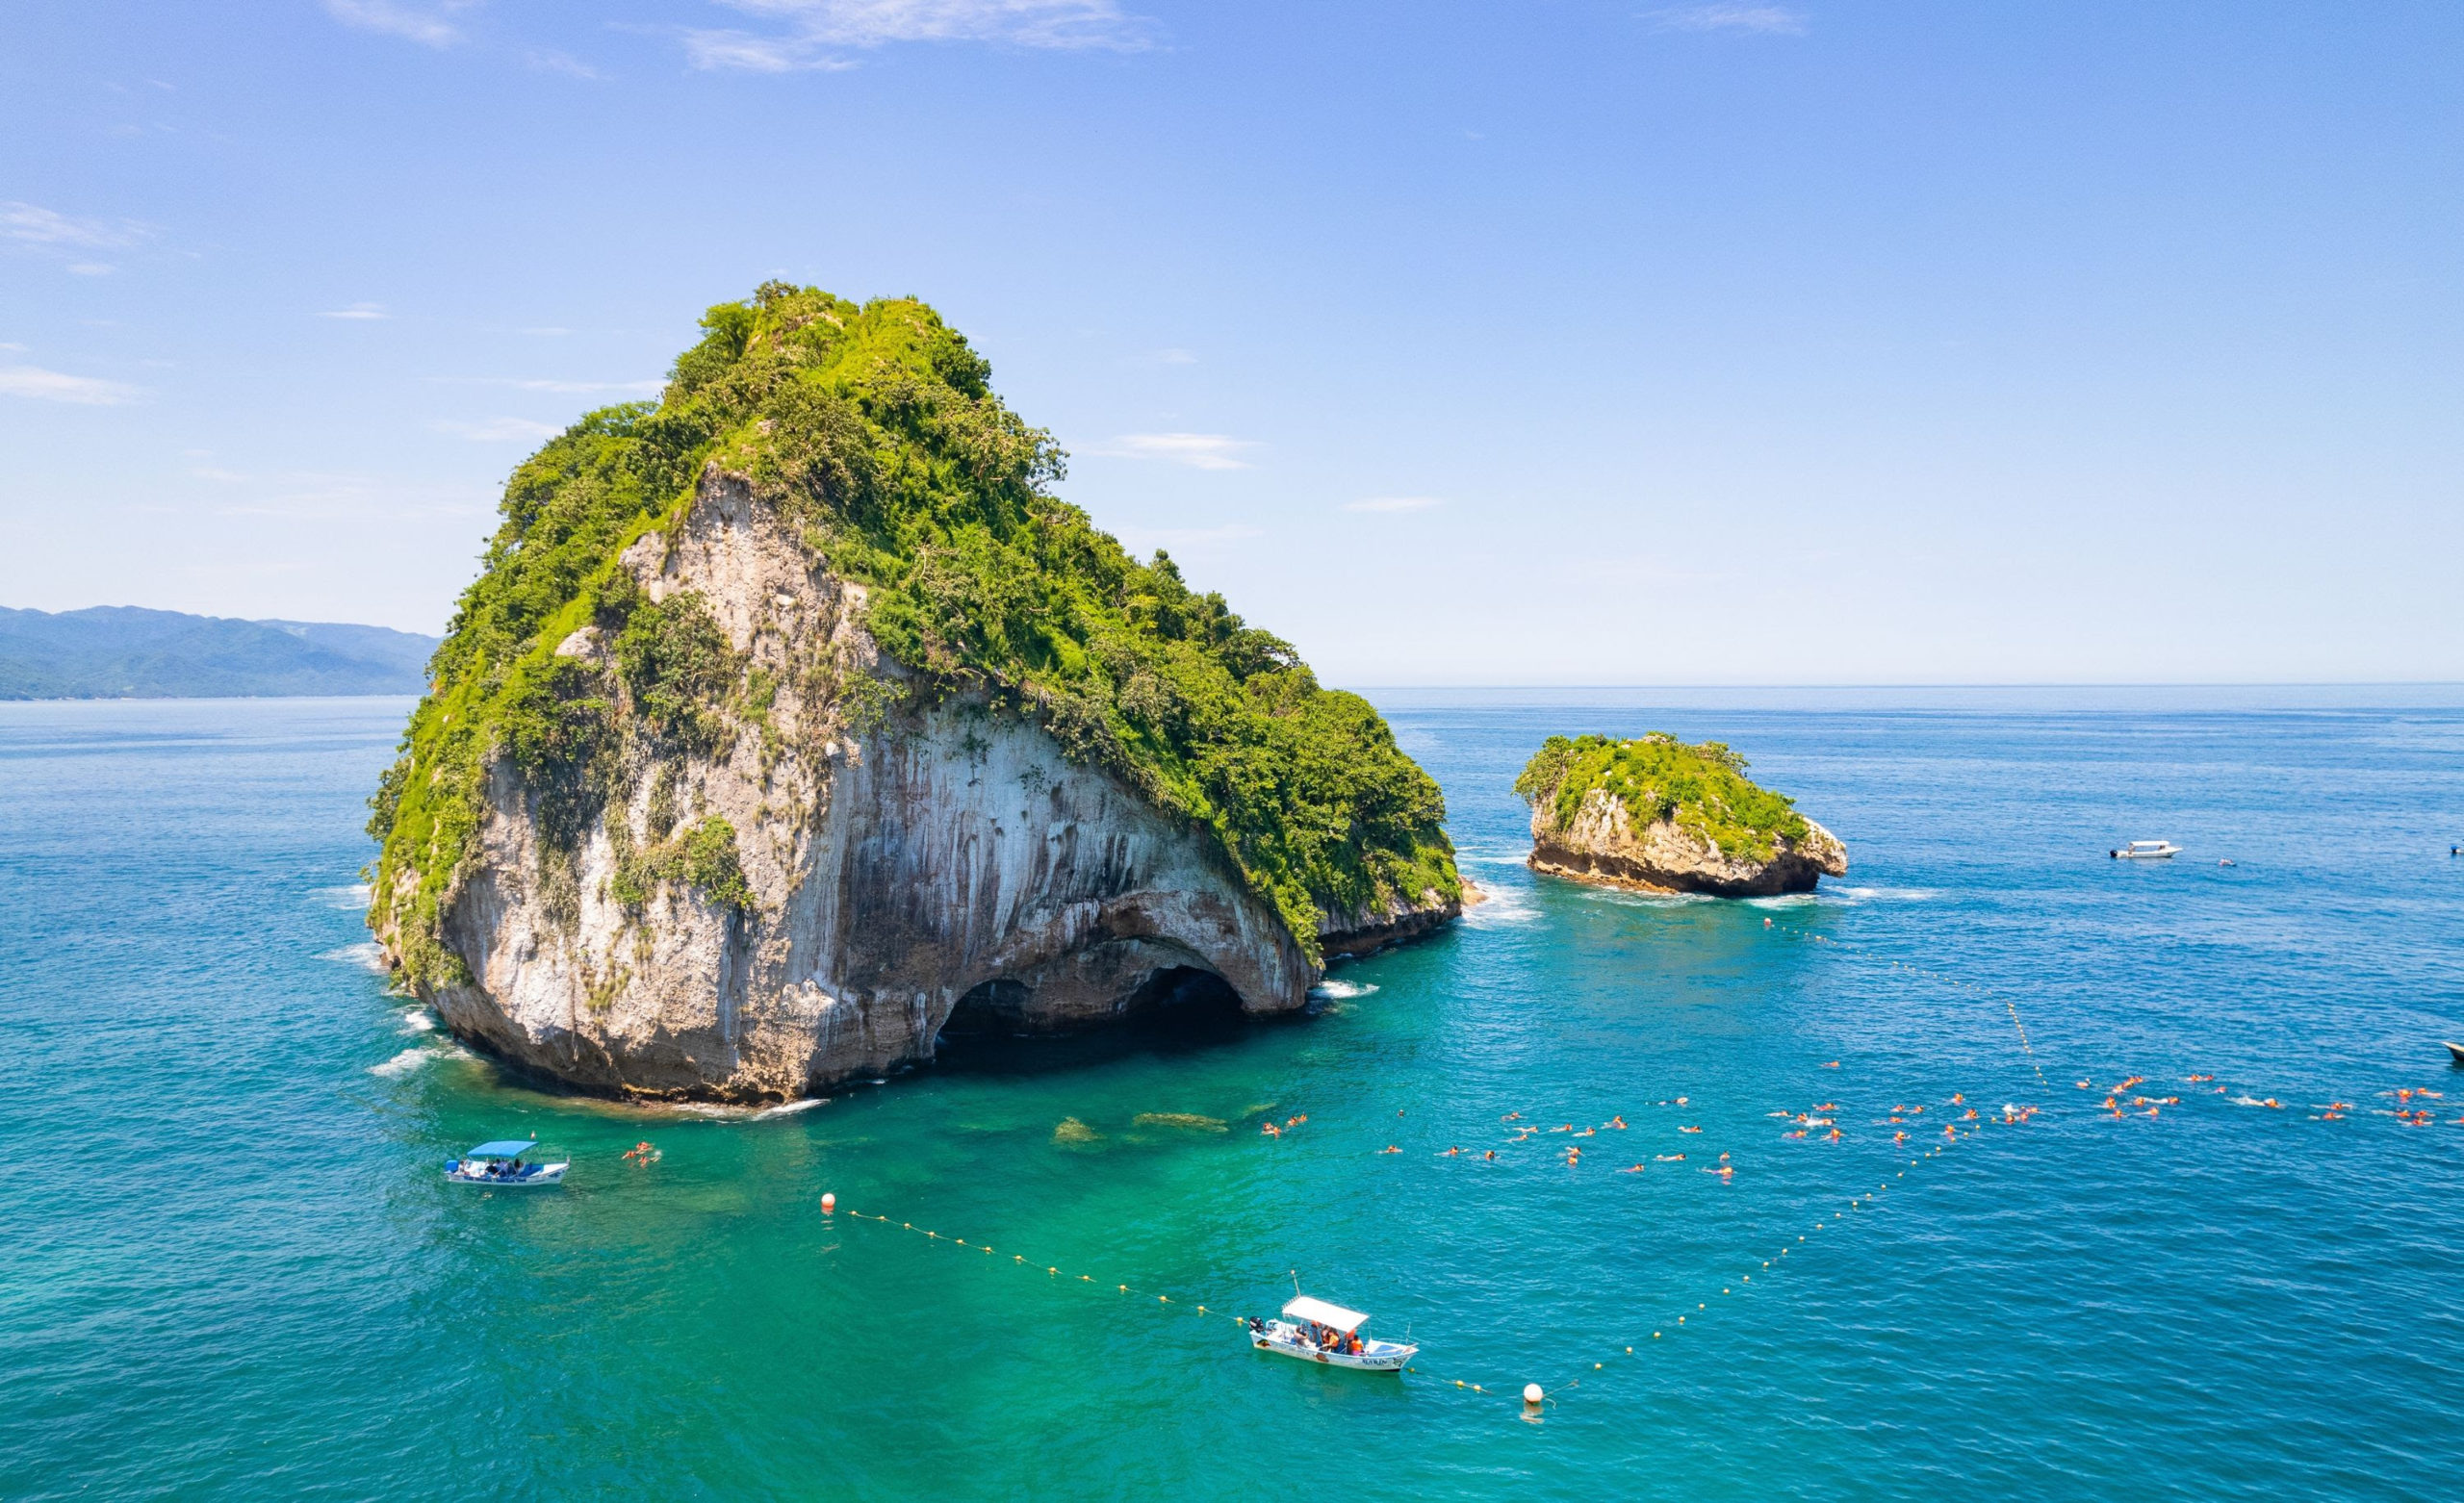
[3,1,2457,684]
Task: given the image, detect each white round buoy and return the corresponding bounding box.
[820,1192,836,1213]
[1523,1383,1544,1405]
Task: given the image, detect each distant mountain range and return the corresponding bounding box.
[0,606,439,699]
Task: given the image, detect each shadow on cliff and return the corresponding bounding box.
[930,967,1308,1080]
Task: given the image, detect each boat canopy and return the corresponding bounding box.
[1282,1296,1368,1333]
[465,1140,540,1159]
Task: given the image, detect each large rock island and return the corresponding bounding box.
[366,284,1464,1099]
[1514,733,1845,897]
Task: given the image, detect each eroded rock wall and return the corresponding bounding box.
[416,475,1438,1098]
[1527,787,1847,898]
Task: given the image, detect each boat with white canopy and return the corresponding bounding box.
[445,1139,568,1186]
[2110,840,2182,859]
[1247,1294,1417,1372]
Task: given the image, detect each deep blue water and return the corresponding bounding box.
[2,691,2460,1499]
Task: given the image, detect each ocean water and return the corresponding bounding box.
[4,691,2462,1500]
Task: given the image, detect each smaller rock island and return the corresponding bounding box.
[1514,733,1846,897]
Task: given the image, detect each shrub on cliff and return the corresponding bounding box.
[1514,733,1810,862]
[368,282,1458,981]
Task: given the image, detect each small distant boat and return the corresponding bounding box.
[2111,840,2182,860]
[2446,1041,2464,1067]
[1248,1294,1418,1372]
[445,1138,568,1186]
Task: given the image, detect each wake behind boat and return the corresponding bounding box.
[446,1139,568,1186]
[1247,1295,1417,1372]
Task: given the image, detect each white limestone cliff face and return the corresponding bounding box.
[404,473,1451,1099]
[1527,787,1847,898]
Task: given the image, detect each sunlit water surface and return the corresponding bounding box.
[4,690,2461,1499]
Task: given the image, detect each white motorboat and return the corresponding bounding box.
[445,1138,568,1186]
[1247,1295,1417,1372]
[2110,840,2182,860]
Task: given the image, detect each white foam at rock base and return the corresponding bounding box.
[1310,980,1380,1001]
[755,1097,828,1118]
[320,942,388,972]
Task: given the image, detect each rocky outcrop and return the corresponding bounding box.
[1528,786,1847,897]
[398,476,1454,1099]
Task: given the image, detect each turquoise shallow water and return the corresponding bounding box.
[4,691,2462,1499]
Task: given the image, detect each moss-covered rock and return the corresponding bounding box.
[364,284,1463,1096]
[1514,733,1845,896]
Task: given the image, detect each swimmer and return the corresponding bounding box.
[1681,1126,1702,1134]
[1484,1150,1497,1160]
[1610,1116,1627,1130]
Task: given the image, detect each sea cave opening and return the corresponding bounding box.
[933,965,1252,1076]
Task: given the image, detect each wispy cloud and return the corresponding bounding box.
[2,201,149,251]
[1344,496,1442,514]
[322,0,469,47]
[688,0,1157,71]
[1646,4,1807,35]
[431,416,563,443]
[0,365,144,405]
[66,262,117,277]
[683,30,852,71]
[429,375,664,395]
[526,49,605,79]
[1086,432,1255,471]
[319,302,392,320]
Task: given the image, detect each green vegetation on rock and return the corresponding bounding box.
[1514,733,1810,862]
[367,282,1456,982]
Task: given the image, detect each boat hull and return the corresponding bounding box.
[446,1162,568,1186]
[1250,1329,1416,1372]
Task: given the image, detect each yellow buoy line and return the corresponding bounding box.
[1437,1117,2015,1410]
[829,1208,1265,1335]
[822,1097,2020,1414]
[821,930,2450,1415]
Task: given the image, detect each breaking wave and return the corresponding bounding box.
[756,1098,828,1118]
[369,1047,430,1078]
[311,883,372,911]
[1311,979,1380,1000]
[321,942,388,972]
